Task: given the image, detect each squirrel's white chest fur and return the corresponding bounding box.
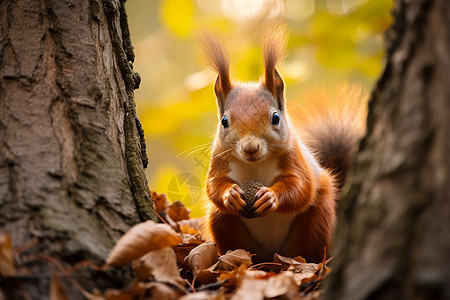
[228,157,280,186]
[228,158,296,250]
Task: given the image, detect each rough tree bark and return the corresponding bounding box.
[324,0,449,299]
[0,0,156,298]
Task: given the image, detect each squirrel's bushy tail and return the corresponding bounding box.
[293,84,368,189]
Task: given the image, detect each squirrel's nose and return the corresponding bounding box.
[242,143,260,154]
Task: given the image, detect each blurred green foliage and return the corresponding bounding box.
[125,0,392,217]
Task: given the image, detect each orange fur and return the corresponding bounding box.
[201,27,364,263]
[292,85,368,188]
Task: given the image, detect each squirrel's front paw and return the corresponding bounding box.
[254,187,278,217]
[223,184,245,214]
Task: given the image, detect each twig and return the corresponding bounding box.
[69,260,109,274]
[15,237,38,256]
[155,210,170,226]
[188,281,223,292]
[249,262,282,270]
[185,279,196,293]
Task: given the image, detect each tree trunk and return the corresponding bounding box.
[0,0,156,298]
[324,0,450,299]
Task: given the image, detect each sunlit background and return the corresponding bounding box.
[125,0,392,217]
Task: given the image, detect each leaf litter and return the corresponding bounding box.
[0,191,331,299]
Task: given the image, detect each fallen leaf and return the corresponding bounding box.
[105,281,183,300]
[173,241,203,266]
[314,255,331,280]
[151,191,170,213]
[177,218,204,232]
[230,278,266,300]
[219,264,248,288]
[243,269,274,280]
[195,267,220,285]
[301,290,321,300]
[168,201,191,222]
[216,249,252,271]
[49,271,69,300]
[133,247,185,290]
[0,231,16,277]
[274,253,318,273]
[106,221,182,266]
[178,224,201,236]
[293,271,318,286]
[179,291,224,300]
[293,256,307,263]
[179,232,203,244]
[185,242,218,277]
[264,271,298,298]
[144,281,184,299]
[300,253,331,286]
[177,222,204,244]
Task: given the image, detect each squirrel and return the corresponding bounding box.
[201,26,366,263]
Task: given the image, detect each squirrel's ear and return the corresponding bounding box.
[265,68,285,111]
[262,23,287,111]
[214,75,231,114]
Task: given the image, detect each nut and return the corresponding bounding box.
[239,179,264,219]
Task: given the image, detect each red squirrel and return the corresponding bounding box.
[201,26,365,263]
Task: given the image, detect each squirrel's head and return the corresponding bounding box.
[215,80,288,163]
[201,25,289,163]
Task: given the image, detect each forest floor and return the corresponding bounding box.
[0,191,331,300]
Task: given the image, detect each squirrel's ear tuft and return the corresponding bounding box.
[263,24,287,110]
[199,30,232,113]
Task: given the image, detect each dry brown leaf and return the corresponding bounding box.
[177,218,204,232]
[0,231,16,277]
[301,290,321,300]
[293,271,317,286]
[216,249,252,271]
[106,221,182,266]
[178,222,204,244]
[105,281,183,300]
[151,191,170,213]
[179,291,224,300]
[218,264,248,288]
[195,267,220,285]
[173,242,201,266]
[243,269,273,280]
[300,253,331,286]
[230,268,302,300]
[178,224,201,236]
[217,267,272,288]
[168,201,191,222]
[274,253,318,273]
[230,278,266,300]
[144,282,184,300]
[133,247,185,290]
[264,271,298,298]
[185,242,218,277]
[179,232,203,244]
[293,256,307,263]
[315,256,331,280]
[50,271,69,300]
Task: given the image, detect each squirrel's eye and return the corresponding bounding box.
[272,112,280,125]
[221,116,229,128]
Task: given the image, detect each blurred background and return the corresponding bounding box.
[125,0,393,217]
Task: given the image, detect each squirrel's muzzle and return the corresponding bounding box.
[239,136,263,162]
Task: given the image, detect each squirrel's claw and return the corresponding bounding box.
[254,187,278,217]
[223,184,246,214]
